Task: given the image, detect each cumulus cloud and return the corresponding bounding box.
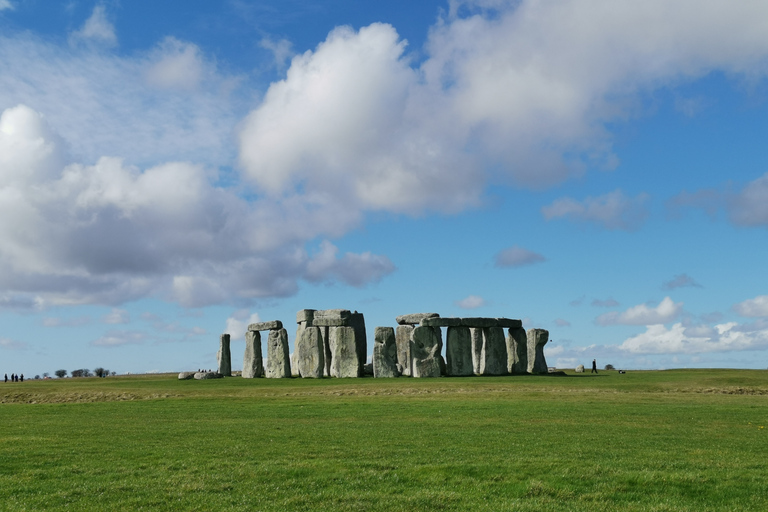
[304,240,396,287]
[494,246,546,268]
[662,273,702,290]
[733,295,768,317]
[596,297,683,326]
[225,310,261,341]
[592,297,619,308]
[542,190,649,230]
[145,37,208,90]
[455,295,486,309]
[69,5,117,47]
[619,321,768,354]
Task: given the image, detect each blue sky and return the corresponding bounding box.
[1,0,768,376]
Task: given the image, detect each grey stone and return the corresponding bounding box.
[349,312,368,371]
[243,331,265,378]
[217,334,231,377]
[445,326,473,376]
[470,328,483,374]
[480,326,508,375]
[289,352,300,377]
[363,363,373,376]
[312,316,350,327]
[331,326,361,378]
[575,364,585,373]
[461,317,499,328]
[396,325,414,376]
[421,317,462,327]
[373,326,399,378]
[506,327,528,374]
[395,363,404,374]
[248,320,283,331]
[321,326,332,377]
[296,326,325,378]
[178,372,195,380]
[194,371,223,380]
[527,328,550,374]
[314,309,352,321]
[410,326,442,378]
[266,329,291,378]
[296,309,316,324]
[496,318,523,329]
[396,313,439,325]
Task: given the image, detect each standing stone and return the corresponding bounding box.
[506,327,528,374]
[470,328,483,374]
[349,312,368,371]
[290,352,300,377]
[445,326,473,376]
[480,326,508,375]
[266,329,291,378]
[217,334,231,377]
[527,328,550,374]
[296,326,325,378]
[396,325,414,376]
[575,364,585,373]
[410,326,442,378]
[331,326,360,378]
[372,327,399,378]
[243,331,265,378]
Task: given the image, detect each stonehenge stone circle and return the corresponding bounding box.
[296,326,325,378]
[248,320,283,331]
[479,326,508,376]
[178,372,195,380]
[410,326,442,378]
[395,325,415,376]
[373,326,399,378]
[461,317,499,328]
[217,334,231,377]
[445,326,473,376]
[331,326,361,378]
[396,313,438,325]
[527,328,550,374]
[266,328,292,378]
[242,330,265,378]
[421,317,462,327]
[506,327,528,374]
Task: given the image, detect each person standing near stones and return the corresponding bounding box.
[4,374,7,383]
[591,359,598,374]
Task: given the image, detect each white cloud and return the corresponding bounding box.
[91,330,146,347]
[0,1,14,12]
[662,273,702,290]
[69,5,117,47]
[455,295,486,309]
[259,37,294,70]
[542,190,649,230]
[0,337,26,350]
[224,310,261,341]
[596,297,683,326]
[733,295,768,317]
[304,240,396,287]
[619,321,768,354]
[494,246,546,268]
[103,308,130,324]
[145,37,207,90]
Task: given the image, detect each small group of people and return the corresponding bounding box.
[4,373,23,382]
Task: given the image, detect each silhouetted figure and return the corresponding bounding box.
[4,374,7,383]
[591,359,598,374]
[20,374,24,382]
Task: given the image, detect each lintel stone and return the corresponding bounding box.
[421,317,461,327]
[396,313,439,325]
[248,320,283,331]
[496,318,523,328]
[461,317,498,328]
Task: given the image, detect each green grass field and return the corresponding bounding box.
[1,369,767,511]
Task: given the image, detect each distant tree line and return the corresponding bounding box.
[53,368,115,378]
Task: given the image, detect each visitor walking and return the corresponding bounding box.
[592,359,598,374]
[4,374,7,383]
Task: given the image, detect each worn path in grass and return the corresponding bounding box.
[1,370,767,511]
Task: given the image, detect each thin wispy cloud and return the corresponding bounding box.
[542,190,649,231]
[455,295,487,310]
[663,274,702,290]
[494,246,546,268]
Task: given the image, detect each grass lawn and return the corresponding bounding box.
[1,369,767,511]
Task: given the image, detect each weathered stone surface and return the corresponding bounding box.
[445,326,473,376]
[178,372,195,380]
[349,312,368,371]
[296,309,316,324]
[248,320,283,331]
[363,363,373,376]
[461,317,499,328]
[312,316,350,327]
[373,326,399,378]
[470,328,483,374]
[421,317,461,327]
[410,326,442,378]
[289,352,300,377]
[395,363,404,375]
[506,327,528,374]
[527,328,550,374]
[296,326,325,378]
[194,371,223,380]
[480,326,508,375]
[396,325,414,376]
[217,334,231,377]
[331,326,360,378]
[266,329,291,378]
[396,313,439,325]
[243,331,265,378]
[496,318,523,329]
[575,364,585,373]
[314,309,352,321]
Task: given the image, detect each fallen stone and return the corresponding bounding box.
[396,313,439,325]
[373,326,399,378]
[296,309,316,324]
[248,320,283,331]
[421,317,462,327]
[178,372,195,380]
[527,328,550,374]
[396,325,414,376]
[496,318,523,329]
[331,326,360,378]
[194,371,223,380]
[296,326,325,378]
[445,326,473,376]
[410,326,442,378]
[480,326,508,375]
[242,331,265,378]
[461,317,499,328]
[266,329,291,378]
[575,364,585,373]
[217,334,232,377]
[506,327,528,374]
